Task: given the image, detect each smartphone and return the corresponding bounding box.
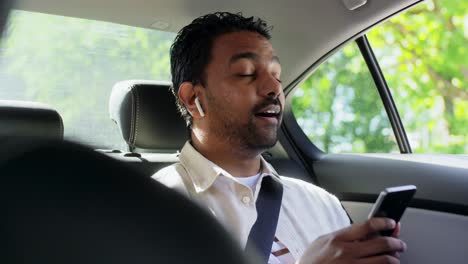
[368,185,417,236]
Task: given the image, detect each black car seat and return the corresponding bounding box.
[0,100,63,140]
[0,139,255,264]
[108,80,186,175]
[109,80,186,153]
[108,80,313,183]
[0,89,253,264]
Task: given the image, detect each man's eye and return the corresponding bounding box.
[237,74,256,81]
[237,74,255,77]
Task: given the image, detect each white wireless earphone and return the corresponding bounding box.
[194,97,205,117]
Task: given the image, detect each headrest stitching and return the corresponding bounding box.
[134,88,140,147]
[129,89,136,146]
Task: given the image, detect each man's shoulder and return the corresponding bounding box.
[279,175,351,227]
[153,163,180,178]
[280,176,332,198]
[263,159,336,201]
[152,163,190,195]
[280,176,345,214]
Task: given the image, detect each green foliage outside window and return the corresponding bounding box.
[0,11,175,149]
[293,44,398,153]
[293,0,468,154]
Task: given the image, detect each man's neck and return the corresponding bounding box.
[190,136,262,177]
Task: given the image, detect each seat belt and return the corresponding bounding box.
[245,176,283,264]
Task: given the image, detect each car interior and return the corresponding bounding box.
[0,138,254,264]
[1,0,468,263]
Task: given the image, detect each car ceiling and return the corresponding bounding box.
[14,0,422,88]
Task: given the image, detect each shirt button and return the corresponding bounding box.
[242,196,251,204]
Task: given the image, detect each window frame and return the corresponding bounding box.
[281,2,428,159]
[284,36,410,156]
[355,35,412,154]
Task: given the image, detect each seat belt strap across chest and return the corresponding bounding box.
[245,176,283,264]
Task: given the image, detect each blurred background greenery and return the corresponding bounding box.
[0,11,175,149]
[293,0,468,154]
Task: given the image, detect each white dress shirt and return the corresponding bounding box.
[153,142,351,261]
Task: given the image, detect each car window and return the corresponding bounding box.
[292,0,468,154]
[292,43,399,153]
[367,0,468,154]
[0,10,175,150]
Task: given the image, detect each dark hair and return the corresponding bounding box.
[170,12,272,127]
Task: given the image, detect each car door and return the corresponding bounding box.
[281,1,468,263]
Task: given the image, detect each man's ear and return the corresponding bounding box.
[178,82,204,118]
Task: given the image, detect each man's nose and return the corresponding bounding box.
[258,73,282,98]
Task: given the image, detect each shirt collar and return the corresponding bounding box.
[179,141,282,193]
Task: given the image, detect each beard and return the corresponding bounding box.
[206,93,282,152]
[241,117,280,150]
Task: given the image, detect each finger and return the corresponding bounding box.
[392,222,401,238]
[336,218,396,241]
[389,251,401,259]
[359,254,400,264]
[354,236,407,258]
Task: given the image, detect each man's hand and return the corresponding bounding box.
[297,218,406,264]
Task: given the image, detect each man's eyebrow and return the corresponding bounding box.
[229,52,281,65]
[229,52,258,65]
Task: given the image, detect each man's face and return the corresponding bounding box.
[200,31,284,151]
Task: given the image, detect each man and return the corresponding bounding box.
[154,12,406,264]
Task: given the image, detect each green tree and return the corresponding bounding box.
[293,0,468,154]
[293,44,397,153]
[369,0,468,153]
[0,11,174,149]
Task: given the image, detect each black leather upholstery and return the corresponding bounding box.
[109,80,187,151]
[0,139,255,264]
[0,100,63,140]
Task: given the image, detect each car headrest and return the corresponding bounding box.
[0,139,255,264]
[0,100,63,140]
[109,80,187,151]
